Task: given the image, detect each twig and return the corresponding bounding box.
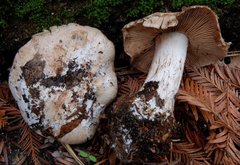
[226,51,240,57]
[61,143,85,165]
[170,142,173,163]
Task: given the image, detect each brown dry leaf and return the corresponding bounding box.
[178,78,214,113]
[177,62,240,165]
[173,142,210,165]
[215,62,240,88]
[0,87,21,130]
[117,74,146,97]
[0,110,7,129]
[18,119,44,165]
[108,151,117,165]
[0,139,6,164]
[0,83,12,102]
[61,143,84,165]
[189,105,199,121]
[54,156,76,165]
[186,66,225,95]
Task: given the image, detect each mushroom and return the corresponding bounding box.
[8,23,118,144]
[110,6,230,161]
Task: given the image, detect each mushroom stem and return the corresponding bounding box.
[132,32,188,120]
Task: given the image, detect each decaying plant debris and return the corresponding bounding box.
[0,54,240,164]
[111,60,240,164]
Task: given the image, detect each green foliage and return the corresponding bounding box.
[84,0,123,26]
[0,0,14,29]
[15,0,46,18]
[79,150,97,163]
[0,19,7,29]
[14,0,77,29]
[83,0,165,27]
[0,0,237,32]
[82,0,237,29]
[15,0,56,28]
[60,8,76,23]
[127,0,164,18]
[171,0,236,14]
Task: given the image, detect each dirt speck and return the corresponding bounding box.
[137,81,165,108]
[21,54,45,86]
[57,117,82,138]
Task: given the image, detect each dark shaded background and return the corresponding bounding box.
[0,0,239,82]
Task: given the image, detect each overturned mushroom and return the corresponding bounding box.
[110,6,230,161]
[9,23,117,144]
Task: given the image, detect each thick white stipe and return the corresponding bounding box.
[132,32,189,120]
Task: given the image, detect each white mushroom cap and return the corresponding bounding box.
[8,23,117,144]
[122,6,231,73]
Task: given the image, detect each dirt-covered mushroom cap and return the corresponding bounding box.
[8,23,117,144]
[123,5,230,73]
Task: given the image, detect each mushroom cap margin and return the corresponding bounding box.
[122,5,231,73]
